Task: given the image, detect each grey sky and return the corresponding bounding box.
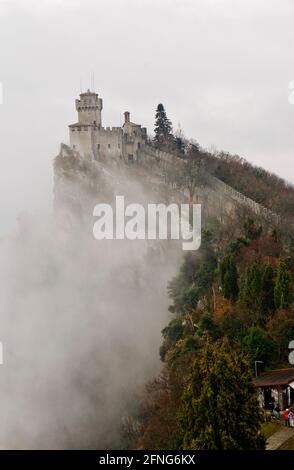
[0,0,293,234]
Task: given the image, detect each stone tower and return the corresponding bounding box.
[69,90,147,161]
[75,89,103,126]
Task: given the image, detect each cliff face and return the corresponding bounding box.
[25,139,289,451]
[0,146,191,450]
[53,144,106,230]
[55,143,280,227]
[53,143,286,257]
[50,143,189,449]
[35,139,292,451]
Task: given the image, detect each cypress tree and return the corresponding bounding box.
[220,254,239,301]
[240,261,277,325]
[274,258,292,310]
[179,338,265,450]
[260,263,275,314]
[239,261,263,314]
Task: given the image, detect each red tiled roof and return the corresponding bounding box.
[255,368,294,387]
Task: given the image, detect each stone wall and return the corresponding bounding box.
[138,145,280,225]
[93,126,123,162]
[69,126,93,159]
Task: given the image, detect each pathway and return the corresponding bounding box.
[266,426,294,450]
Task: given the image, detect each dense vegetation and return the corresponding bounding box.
[171,219,292,364]
[121,105,294,450]
[199,149,294,222]
[124,215,293,450]
[152,103,294,222]
[179,339,265,450]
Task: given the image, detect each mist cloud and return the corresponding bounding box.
[0,156,182,449]
[0,0,294,235]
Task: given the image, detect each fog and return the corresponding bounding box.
[1,0,294,235]
[0,154,183,449]
[0,0,293,449]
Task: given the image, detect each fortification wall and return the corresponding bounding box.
[93,126,123,161]
[138,145,280,225]
[69,126,93,159]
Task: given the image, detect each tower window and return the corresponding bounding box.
[108,144,111,149]
[97,144,100,150]
[118,143,121,149]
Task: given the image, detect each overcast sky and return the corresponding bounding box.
[0,0,293,234]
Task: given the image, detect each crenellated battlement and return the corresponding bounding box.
[69,90,147,162]
[75,90,103,126]
[96,126,123,134]
[67,90,281,228]
[138,145,280,225]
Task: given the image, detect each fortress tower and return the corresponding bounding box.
[69,90,147,161]
[76,90,103,126]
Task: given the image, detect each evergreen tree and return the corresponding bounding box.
[168,247,216,315]
[173,124,187,157]
[174,136,186,156]
[240,261,276,325]
[198,312,221,340]
[274,258,292,310]
[179,143,207,201]
[154,103,173,148]
[243,218,262,240]
[220,254,239,301]
[242,326,279,365]
[179,338,265,450]
[260,264,275,313]
[239,261,263,323]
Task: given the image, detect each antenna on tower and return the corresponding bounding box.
[90,71,95,92]
[80,78,82,93]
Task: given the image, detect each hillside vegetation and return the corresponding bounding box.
[126,214,293,450]
[200,148,294,220]
[152,102,294,221]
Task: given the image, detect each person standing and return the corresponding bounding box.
[275,404,281,420]
[269,401,275,419]
[288,410,294,427]
[283,408,290,426]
